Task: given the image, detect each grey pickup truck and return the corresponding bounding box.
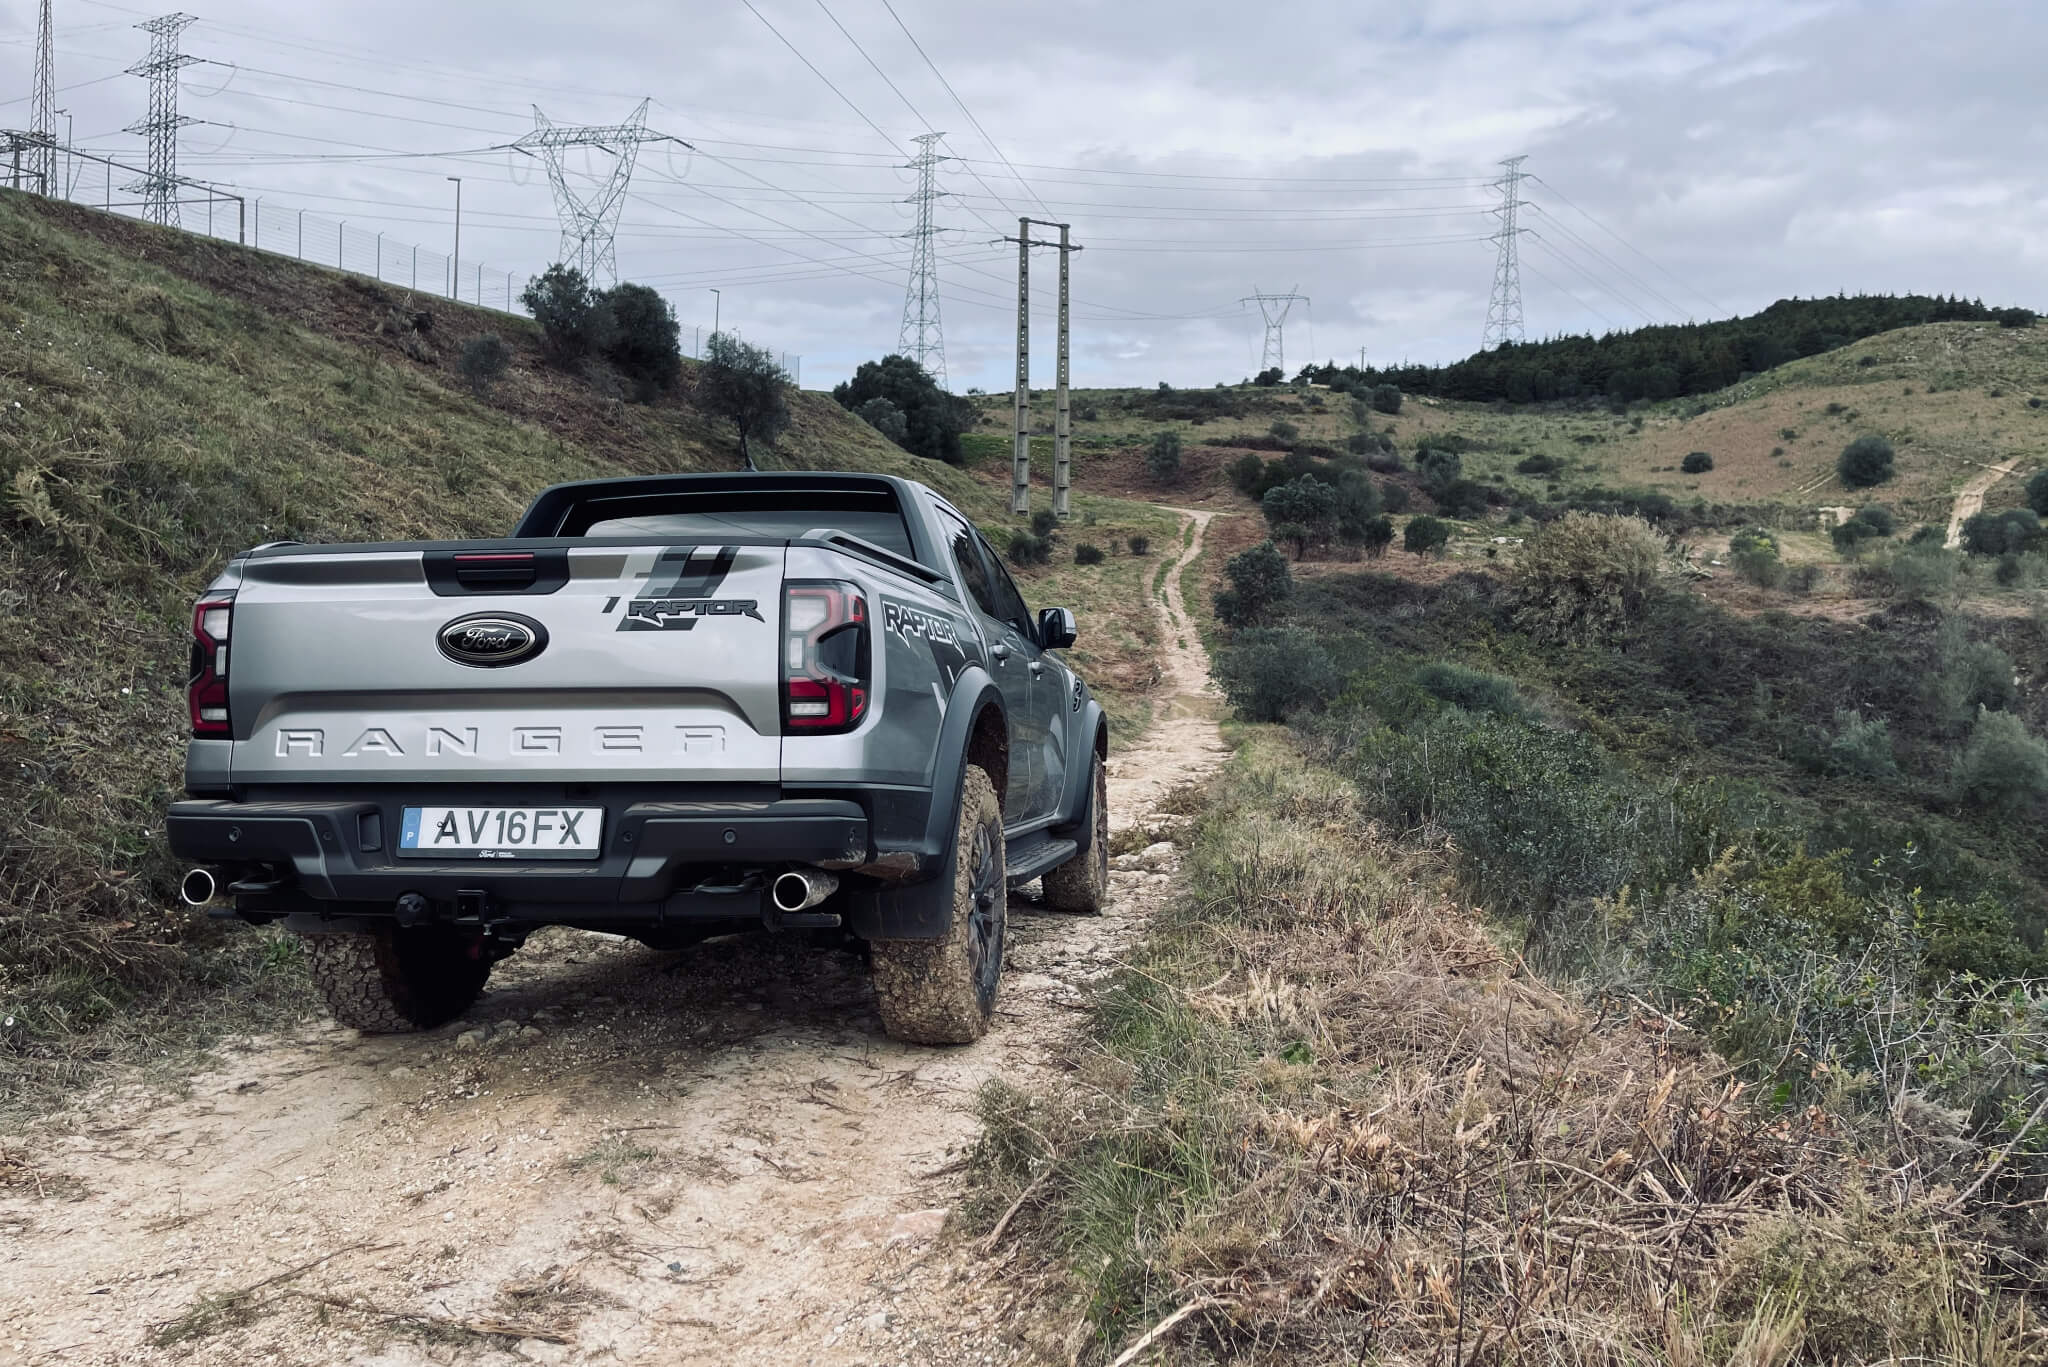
[167,472,1109,1045]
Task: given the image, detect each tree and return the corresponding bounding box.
[1370,383,1402,415]
[1960,508,2042,557]
[855,396,908,444]
[1145,430,1183,485]
[1728,526,1783,587]
[2029,469,2048,517]
[1213,540,1292,627]
[1404,515,1450,556]
[521,263,615,364]
[1952,709,2048,812]
[601,282,681,395]
[694,332,789,470]
[1837,435,1895,488]
[1362,515,1396,558]
[831,354,972,463]
[1681,451,1713,474]
[1228,453,1265,495]
[1253,367,1283,387]
[1436,479,1490,519]
[1262,475,1339,556]
[1509,512,1663,644]
[456,333,511,394]
[1333,469,1382,542]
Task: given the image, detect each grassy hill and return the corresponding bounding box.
[0,190,1173,1106]
[976,322,2048,530]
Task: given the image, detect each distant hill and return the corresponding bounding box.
[1304,294,2038,404]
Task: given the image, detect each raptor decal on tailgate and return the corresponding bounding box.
[614,545,764,631]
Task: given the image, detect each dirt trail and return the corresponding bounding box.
[1945,458,2022,548]
[0,511,1229,1367]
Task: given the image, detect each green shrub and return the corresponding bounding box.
[1960,508,2042,556]
[1369,383,1402,415]
[1435,478,1490,519]
[1127,535,1149,556]
[1213,540,1292,627]
[601,281,681,396]
[456,332,511,393]
[1417,447,1461,494]
[1680,451,1713,474]
[1361,515,1395,558]
[1073,542,1104,566]
[1271,520,1309,560]
[1727,526,1783,587]
[1510,512,1663,644]
[1907,524,1945,547]
[1144,430,1183,484]
[1515,453,1563,475]
[1878,544,1957,606]
[1824,709,1898,778]
[831,354,973,463]
[1952,709,2048,811]
[1852,504,1897,536]
[1414,661,1526,717]
[1007,531,1049,566]
[520,263,615,364]
[2028,469,2048,517]
[854,396,908,443]
[1215,627,1336,721]
[1837,434,1896,487]
[1403,516,1450,557]
[1268,419,1299,444]
[1930,622,2017,726]
[1261,475,1337,555]
[1030,508,1058,538]
[1228,453,1265,495]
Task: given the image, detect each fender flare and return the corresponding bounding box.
[1048,699,1108,846]
[844,668,1005,941]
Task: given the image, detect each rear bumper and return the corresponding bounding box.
[168,794,871,920]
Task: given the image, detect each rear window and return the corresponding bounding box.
[566,489,914,557]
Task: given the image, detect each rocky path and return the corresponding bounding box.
[0,510,1229,1367]
[1945,458,2022,548]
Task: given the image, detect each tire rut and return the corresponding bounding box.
[0,508,1230,1367]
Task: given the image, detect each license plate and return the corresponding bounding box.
[398,806,604,860]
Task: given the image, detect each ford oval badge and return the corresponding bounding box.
[437,613,547,668]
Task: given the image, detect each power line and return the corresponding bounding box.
[1529,174,1729,317]
[735,0,901,153]
[1523,202,1693,322]
[876,0,1049,217]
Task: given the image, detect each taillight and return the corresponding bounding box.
[188,595,234,738]
[783,581,870,733]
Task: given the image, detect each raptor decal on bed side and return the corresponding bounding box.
[883,598,970,687]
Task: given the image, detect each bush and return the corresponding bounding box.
[1227,453,1265,495]
[1908,524,1945,547]
[1931,624,2017,725]
[1380,482,1410,514]
[521,263,615,364]
[1414,661,1526,717]
[1418,447,1461,495]
[1728,525,1783,588]
[1213,540,1291,627]
[1030,509,1058,538]
[1824,709,1898,778]
[1007,531,1049,567]
[1127,535,1149,556]
[1073,542,1104,566]
[832,354,973,463]
[1830,505,1894,556]
[1435,478,1490,519]
[1952,709,2048,811]
[1403,516,1450,557]
[1837,434,1896,487]
[692,331,789,469]
[1878,545,1957,606]
[1851,504,1896,536]
[1516,453,1563,476]
[1509,512,1663,644]
[1262,475,1338,555]
[1960,508,2042,556]
[1361,515,1395,558]
[1253,366,1282,387]
[1268,419,1300,444]
[456,332,511,393]
[1369,383,1402,415]
[2029,469,2048,517]
[1680,451,1713,474]
[854,396,908,443]
[1215,626,1337,721]
[1144,430,1183,484]
[601,281,681,395]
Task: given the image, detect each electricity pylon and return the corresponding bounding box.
[898,132,948,391]
[28,0,54,194]
[1483,155,1528,350]
[514,100,684,284]
[1241,287,1306,376]
[124,12,200,225]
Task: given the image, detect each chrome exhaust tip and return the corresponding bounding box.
[771,869,839,914]
[179,868,218,907]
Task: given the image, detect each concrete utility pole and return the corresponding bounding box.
[1001,218,1084,517]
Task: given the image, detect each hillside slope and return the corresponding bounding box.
[0,191,1172,1101]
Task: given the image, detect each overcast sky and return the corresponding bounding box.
[3,0,2041,391]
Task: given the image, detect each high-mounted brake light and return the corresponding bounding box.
[187,595,235,738]
[782,581,870,733]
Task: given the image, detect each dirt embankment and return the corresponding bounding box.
[0,513,1230,1367]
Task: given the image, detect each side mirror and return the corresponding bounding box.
[1038,606,1077,650]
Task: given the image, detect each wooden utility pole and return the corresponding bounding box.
[1002,218,1083,517]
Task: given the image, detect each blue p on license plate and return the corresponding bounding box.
[398,806,604,859]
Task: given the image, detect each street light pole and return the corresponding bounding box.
[709,288,720,339]
[54,108,71,197]
[446,176,462,301]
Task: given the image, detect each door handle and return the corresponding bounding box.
[989,642,1010,663]
[1028,661,1045,677]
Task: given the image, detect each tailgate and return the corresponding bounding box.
[224,543,785,784]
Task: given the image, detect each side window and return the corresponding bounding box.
[976,534,1035,640]
[936,510,999,619]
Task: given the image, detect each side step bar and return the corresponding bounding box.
[1004,834,1079,886]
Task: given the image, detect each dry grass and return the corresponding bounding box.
[969,730,2042,1365]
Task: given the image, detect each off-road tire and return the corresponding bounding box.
[870,765,1006,1045]
[1042,750,1108,915]
[303,926,491,1033]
